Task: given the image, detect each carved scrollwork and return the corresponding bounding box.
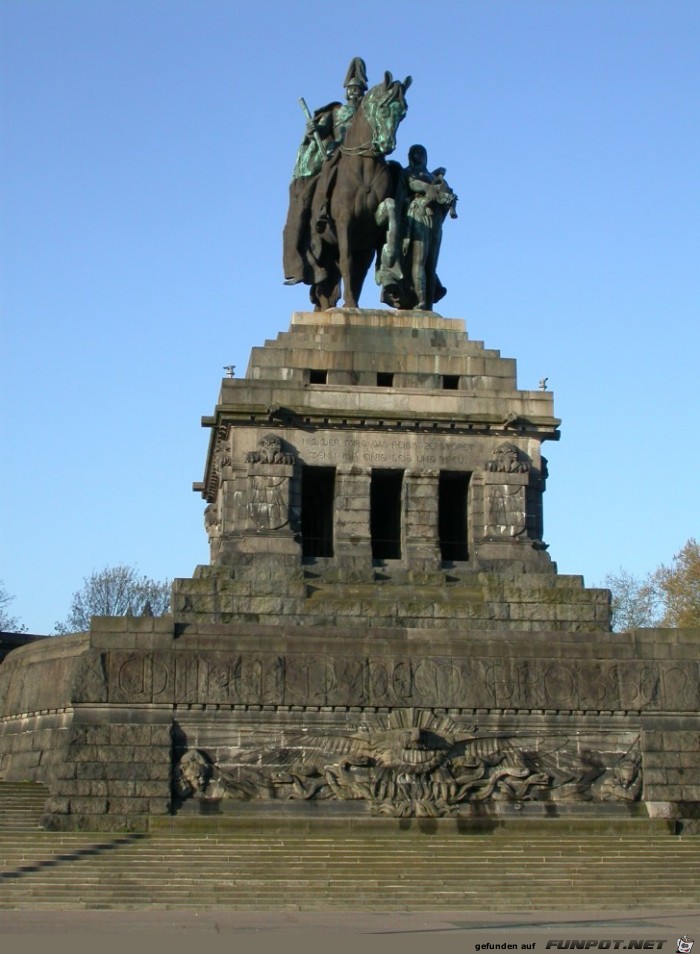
[173,711,643,816]
[204,423,232,503]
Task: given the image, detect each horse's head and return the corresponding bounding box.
[363,71,412,156]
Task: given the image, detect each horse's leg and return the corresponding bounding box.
[339,236,374,309]
[309,235,342,310]
[311,250,341,310]
[322,277,342,310]
[311,275,341,311]
[336,224,357,308]
[345,245,375,308]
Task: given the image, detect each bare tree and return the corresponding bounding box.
[0,581,28,633]
[604,568,662,632]
[53,564,171,635]
[604,538,700,632]
[654,537,700,628]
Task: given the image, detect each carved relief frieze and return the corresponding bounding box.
[172,709,643,816]
[246,473,290,530]
[115,653,170,700]
[105,650,698,712]
[482,445,531,539]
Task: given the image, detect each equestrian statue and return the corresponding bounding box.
[283,58,457,312]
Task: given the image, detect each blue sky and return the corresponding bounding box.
[2,0,698,634]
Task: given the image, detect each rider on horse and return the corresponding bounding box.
[283,57,368,288]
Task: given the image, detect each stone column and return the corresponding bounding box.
[404,469,441,570]
[333,465,373,578]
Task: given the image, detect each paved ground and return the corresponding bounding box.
[1,907,697,941]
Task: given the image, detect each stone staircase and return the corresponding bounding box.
[301,570,609,631]
[1,784,699,910]
[0,782,50,832]
[175,563,609,632]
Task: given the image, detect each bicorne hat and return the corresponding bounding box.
[344,57,368,91]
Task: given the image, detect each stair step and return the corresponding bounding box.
[1,782,698,910]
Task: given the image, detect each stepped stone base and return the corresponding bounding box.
[0,780,699,911]
[180,309,610,639]
[174,563,609,631]
[1,617,699,831]
[1,310,697,833]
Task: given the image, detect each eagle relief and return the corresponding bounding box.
[244,434,297,531]
[173,710,642,817]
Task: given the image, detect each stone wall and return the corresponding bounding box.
[1,311,694,830]
[0,624,173,831]
[1,618,698,828]
[0,632,46,665]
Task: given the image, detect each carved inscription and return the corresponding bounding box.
[114,653,169,701]
[300,435,475,468]
[106,651,699,711]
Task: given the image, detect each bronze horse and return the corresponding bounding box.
[309,72,411,310]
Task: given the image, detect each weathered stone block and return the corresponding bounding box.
[107,797,150,814]
[68,797,108,815]
[110,724,152,745]
[105,780,138,797]
[103,762,151,781]
[148,799,170,814]
[69,726,111,745]
[44,797,71,814]
[74,762,109,779]
[96,745,135,762]
[72,745,99,762]
[133,780,169,798]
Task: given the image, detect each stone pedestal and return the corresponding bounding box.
[3,309,697,831]
[178,310,594,629]
[1,617,699,829]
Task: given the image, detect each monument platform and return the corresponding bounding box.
[1,309,698,832]
[177,309,605,631]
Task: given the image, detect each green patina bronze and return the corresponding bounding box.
[292,98,360,180]
[282,56,456,312]
[282,58,368,295]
